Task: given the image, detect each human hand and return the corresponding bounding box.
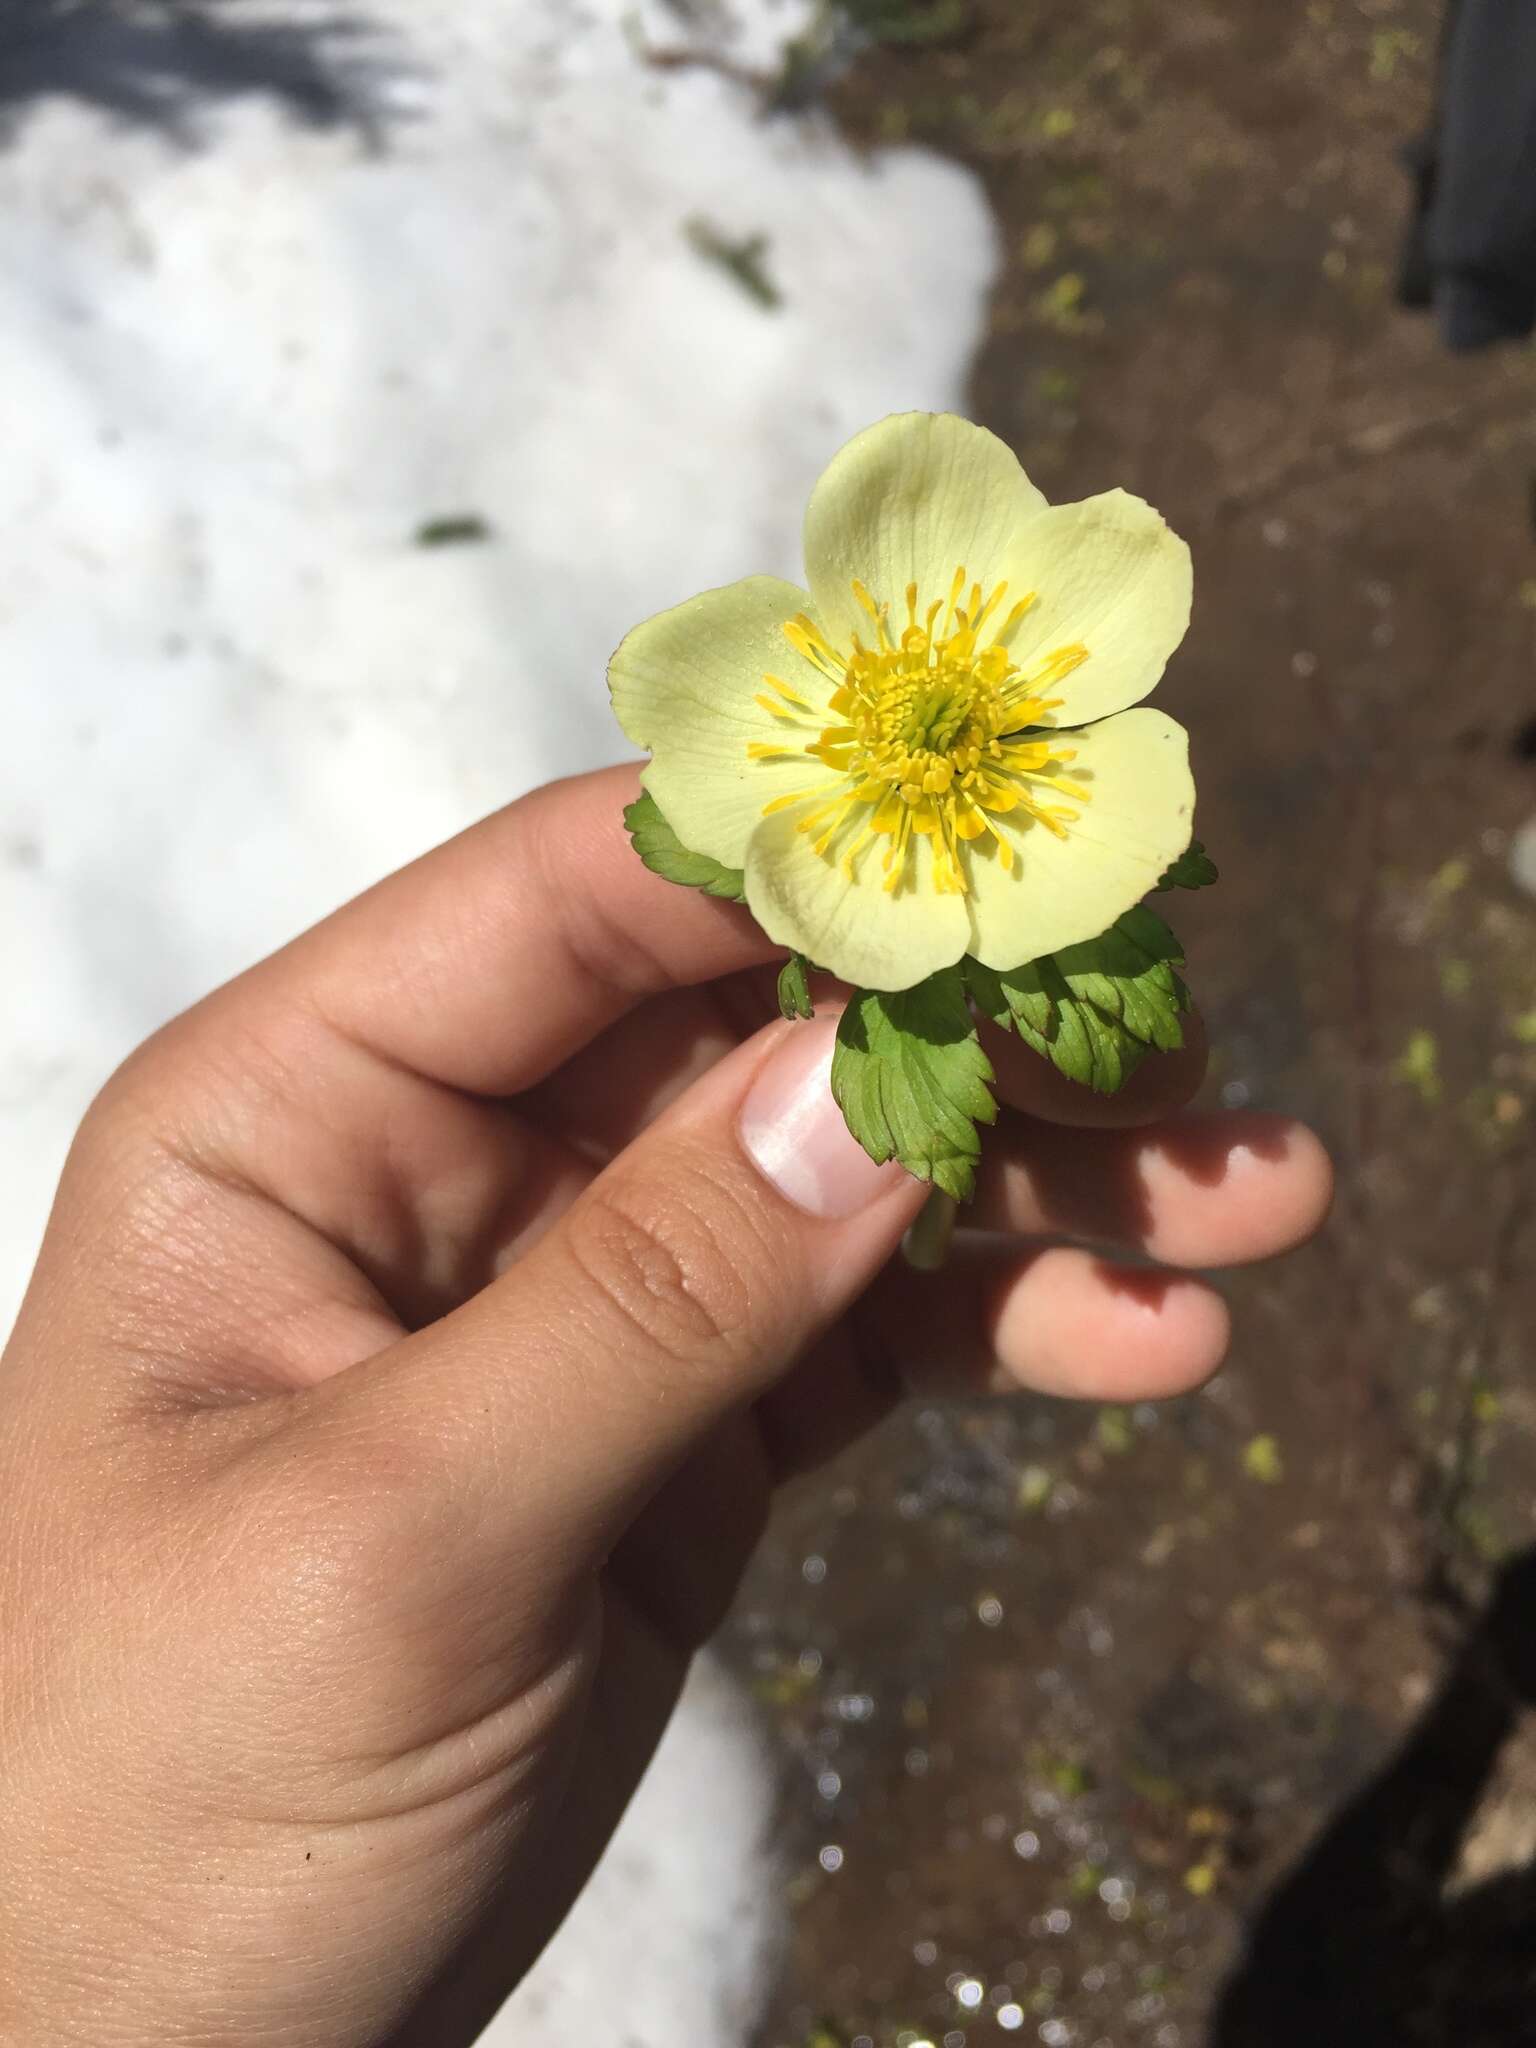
[0,766,1331,2047]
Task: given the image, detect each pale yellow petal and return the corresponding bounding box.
[608,575,833,868]
[965,708,1194,970]
[1000,491,1192,726]
[802,413,1049,649]
[744,803,970,993]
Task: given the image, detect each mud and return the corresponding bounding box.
[725,4,1536,2042]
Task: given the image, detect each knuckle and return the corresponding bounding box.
[61,1013,328,1320]
[516,785,673,1002]
[87,990,330,1157]
[562,1158,786,1372]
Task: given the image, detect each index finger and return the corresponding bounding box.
[253,764,780,1097]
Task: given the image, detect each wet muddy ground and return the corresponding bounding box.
[719,3,1536,2042]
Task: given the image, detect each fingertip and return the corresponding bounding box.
[988,1247,1231,1402]
[1270,1117,1335,1246]
[1140,1111,1336,1267]
[1218,1114,1334,1255]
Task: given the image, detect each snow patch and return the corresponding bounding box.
[0,3,994,2039]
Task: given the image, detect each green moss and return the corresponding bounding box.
[1369,27,1423,82]
[1017,1463,1054,1513]
[1439,959,1472,1000]
[1095,1405,1135,1455]
[1391,1028,1441,1105]
[1242,1434,1285,1485]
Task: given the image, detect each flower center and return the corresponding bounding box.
[749,567,1090,896]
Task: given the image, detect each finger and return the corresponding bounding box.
[204,764,780,1100]
[752,1107,1333,1479]
[983,1010,1209,1126]
[278,1013,929,1585]
[755,1235,1233,1479]
[888,1239,1231,1399]
[969,1109,1333,1267]
[523,970,772,1161]
[524,948,1206,1168]
[78,767,780,1379]
[851,1238,1231,1413]
[530,981,1206,1169]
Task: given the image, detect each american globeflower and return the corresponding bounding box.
[609,412,1194,993]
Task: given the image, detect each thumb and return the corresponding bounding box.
[297,1011,926,1573]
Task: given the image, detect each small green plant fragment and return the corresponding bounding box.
[1039,1753,1094,1799]
[1369,27,1422,81]
[1429,856,1469,900]
[683,216,781,309]
[1095,1405,1135,1456]
[1440,958,1472,1000]
[622,791,746,902]
[1242,1434,1285,1485]
[778,953,815,1021]
[414,513,493,547]
[831,967,997,1200]
[801,2023,850,2048]
[1124,1762,1182,1809]
[1017,1464,1054,1513]
[1470,1382,1502,1426]
[1156,840,1218,892]
[967,907,1191,1095]
[1392,1027,1441,1104]
[1034,270,1094,334]
[1036,365,1080,407]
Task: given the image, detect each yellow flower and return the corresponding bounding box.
[609,412,1194,991]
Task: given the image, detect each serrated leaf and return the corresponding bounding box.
[622,790,746,902]
[966,908,1192,1095]
[1156,840,1218,892]
[778,953,815,1020]
[830,967,997,1200]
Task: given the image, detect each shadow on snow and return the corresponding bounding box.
[0,0,407,148]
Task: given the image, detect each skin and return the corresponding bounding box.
[0,765,1332,2047]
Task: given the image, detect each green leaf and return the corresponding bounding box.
[966,907,1192,1095]
[1155,840,1218,892]
[778,953,815,1021]
[622,790,746,903]
[830,967,997,1200]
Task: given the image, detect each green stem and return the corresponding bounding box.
[902,1186,959,1272]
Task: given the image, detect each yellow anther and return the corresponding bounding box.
[748,567,1089,896]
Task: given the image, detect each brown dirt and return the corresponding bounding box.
[717,3,1536,2043]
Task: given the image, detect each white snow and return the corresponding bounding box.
[0,2,994,2038]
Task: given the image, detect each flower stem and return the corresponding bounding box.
[902,1186,958,1272]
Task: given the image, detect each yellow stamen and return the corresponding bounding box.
[763,673,815,709]
[994,592,1037,644]
[750,570,1090,896]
